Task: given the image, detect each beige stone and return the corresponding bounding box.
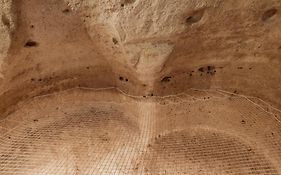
[0,0,14,79]
[0,0,281,174]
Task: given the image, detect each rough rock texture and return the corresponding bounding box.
[0,0,14,79]
[1,89,281,174]
[1,1,281,174]
[0,0,281,116]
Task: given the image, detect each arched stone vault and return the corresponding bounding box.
[1,1,281,174]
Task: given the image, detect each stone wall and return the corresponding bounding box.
[0,0,280,117]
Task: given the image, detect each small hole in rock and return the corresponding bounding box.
[62,9,70,13]
[24,40,38,47]
[207,66,215,71]
[112,38,118,45]
[161,76,171,82]
[186,9,205,25]
[262,8,277,21]
[121,0,135,7]
[30,25,34,28]
[198,67,204,72]
[1,14,10,27]
[119,76,124,81]
[125,78,128,82]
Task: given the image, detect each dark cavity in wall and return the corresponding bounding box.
[119,76,129,82]
[62,8,70,14]
[1,14,10,28]
[185,9,205,25]
[112,38,118,45]
[121,0,136,7]
[24,40,38,47]
[262,8,277,21]
[198,67,204,72]
[161,76,172,82]
[198,65,216,75]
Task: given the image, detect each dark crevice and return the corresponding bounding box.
[198,66,216,75]
[262,8,277,21]
[161,76,172,82]
[198,67,204,72]
[112,38,118,45]
[24,40,38,47]
[62,8,70,14]
[121,0,135,7]
[186,9,205,25]
[1,14,10,28]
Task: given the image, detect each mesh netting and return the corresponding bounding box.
[0,88,281,174]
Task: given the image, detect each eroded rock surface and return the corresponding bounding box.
[0,0,281,117]
[0,0,14,79]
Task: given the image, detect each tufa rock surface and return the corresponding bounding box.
[0,0,281,117]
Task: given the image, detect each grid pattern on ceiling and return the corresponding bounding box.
[0,90,281,175]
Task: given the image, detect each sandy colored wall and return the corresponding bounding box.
[0,0,280,118]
